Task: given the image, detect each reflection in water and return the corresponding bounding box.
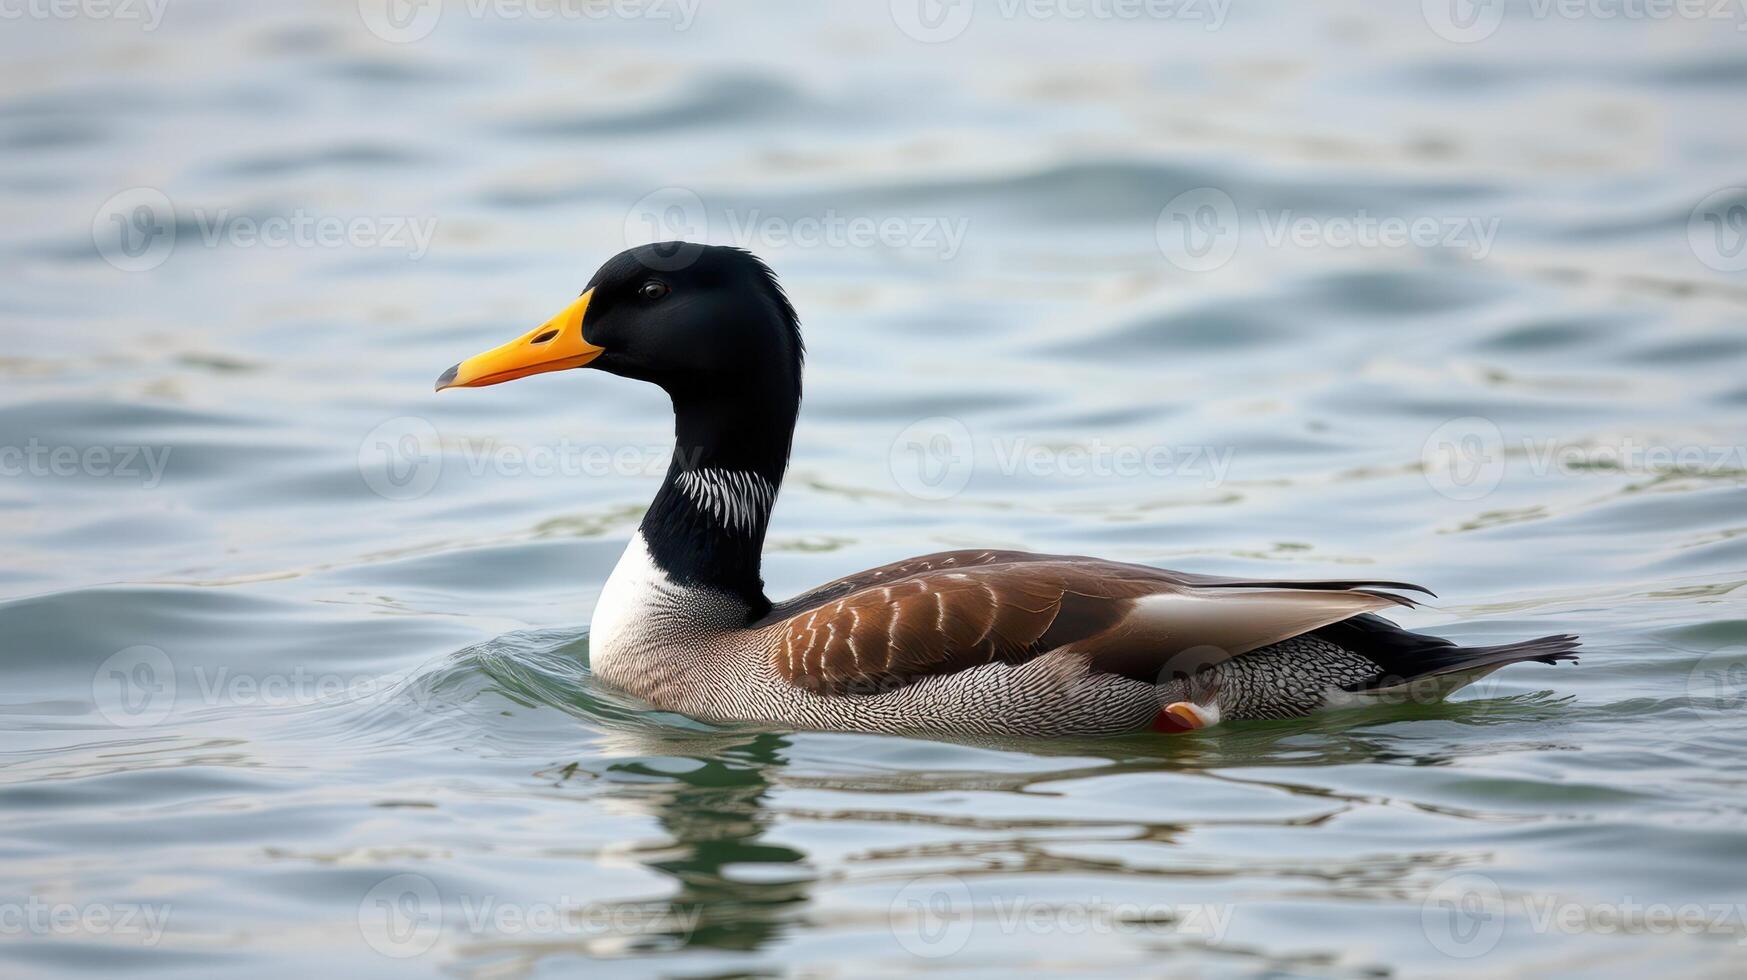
[596,732,813,954]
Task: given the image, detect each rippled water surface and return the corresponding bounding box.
[4,1,1747,975]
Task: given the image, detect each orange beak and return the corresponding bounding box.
[435,290,602,391]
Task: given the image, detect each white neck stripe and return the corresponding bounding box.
[673,468,776,535]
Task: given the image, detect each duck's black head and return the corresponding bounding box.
[437,242,803,475]
[581,243,802,402]
[436,243,804,608]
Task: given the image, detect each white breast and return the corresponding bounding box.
[588,531,675,679]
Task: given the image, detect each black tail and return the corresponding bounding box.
[1311,614,1580,691]
[1424,633,1582,674]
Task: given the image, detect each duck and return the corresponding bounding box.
[435,242,1579,737]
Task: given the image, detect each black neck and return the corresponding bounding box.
[637,385,796,616]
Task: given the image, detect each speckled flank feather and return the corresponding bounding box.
[1159,631,1582,722]
[1186,635,1383,719]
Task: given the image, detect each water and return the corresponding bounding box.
[4,1,1747,974]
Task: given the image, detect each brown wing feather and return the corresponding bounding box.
[763,550,1041,621]
[763,551,1425,695]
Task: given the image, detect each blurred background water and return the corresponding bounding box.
[3,0,1747,975]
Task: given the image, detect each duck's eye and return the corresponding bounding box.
[638,280,670,301]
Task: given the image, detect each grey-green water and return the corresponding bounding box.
[4,1,1747,976]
